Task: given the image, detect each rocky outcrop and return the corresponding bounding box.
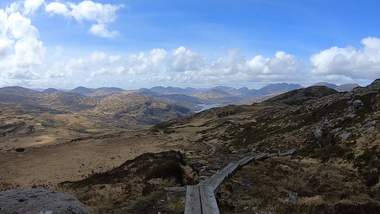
[0,188,88,214]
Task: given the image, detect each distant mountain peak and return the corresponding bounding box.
[312,82,360,92]
[43,88,60,93]
[70,87,125,97]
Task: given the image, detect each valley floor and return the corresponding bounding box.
[0,131,176,188]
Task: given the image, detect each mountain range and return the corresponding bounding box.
[0,82,360,126]
[0,81,357,153]
[141,82,360,110]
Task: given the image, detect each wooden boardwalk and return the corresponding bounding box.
[184,149,296,214]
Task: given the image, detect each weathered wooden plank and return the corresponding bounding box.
[184,185,201,214]
[206,174,226,190]
[221,162,235,173]
[210,163,233,179]
[209,162,239,189]
[266,153,278,158]
[200,185,220,214]
[254,153,268,160]
[226,161,239,175]
[237,156,254,166]
[278,149,296,156]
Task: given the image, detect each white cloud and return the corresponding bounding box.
[7,12,39,39]
[72,47,304,86]
[45,0,122,38]
[311,37,380,80]
[23,0,45,15]
[68,0,119,23]
[45,2,69,16]
[170,46,205,72]
[90,23,118,38]
[0,37,13,58]
[150,49,167,65]
[246,51,300,77]
[0,7,45,84]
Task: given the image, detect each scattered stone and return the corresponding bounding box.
[339,132,352,141]
[287,191,298,204]
[313,126,322,139]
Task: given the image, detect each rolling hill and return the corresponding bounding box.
[0,79,377,214]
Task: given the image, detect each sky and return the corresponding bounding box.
[1,0,380,89]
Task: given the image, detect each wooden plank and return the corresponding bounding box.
[209,163,233,180]
[184,185,202,214]
[226,161,239,175]
[221,163,235,173]
[266,153,278,158]
[200,185,220,214]
[254,153,268,160]
[278,149,296,156]
[206,173,226,190]
[237,156,254,166]
[207,161,239,190]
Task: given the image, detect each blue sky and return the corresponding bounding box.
[31,0,379,56]
[1,0,380,89]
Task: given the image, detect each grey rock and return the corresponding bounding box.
[366,126,376,134]
[352,99,364,112]
[339,132,352,141]
[287,191,298,204]
[313,126,323,139]
[0,188,89,214]
[364,120,376,128]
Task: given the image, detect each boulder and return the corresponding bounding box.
[0,188,88,214]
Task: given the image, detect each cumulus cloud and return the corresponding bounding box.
[0,38,13,58]
[69,47,303,86]
[90,23,117,38]
[23,0,45,15]
[0,5,45,84]
[170,46,205,72]
[45,0,122,38]
[311,37,380,81]
[243,51,301,82]
[45,2,69,16]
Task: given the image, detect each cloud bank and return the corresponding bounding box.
[51,47,304,87]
